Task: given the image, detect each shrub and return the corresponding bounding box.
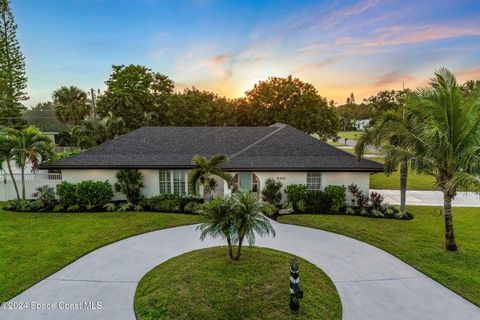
[32,185,56,209]
[323,185,346,211]
[3,199,37,212]
[184,201,203,214]
[114,169,144,204]
[261,178,283,207]
[285,184,308,210]
[103,202,117,212]
[76,180,114,210]
[117,202,143,212]
[369,192,384,210]
[145,194,202,213]
[56,181,77,208]
[305,190,328,212]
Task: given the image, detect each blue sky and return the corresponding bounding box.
[11,0,480,107]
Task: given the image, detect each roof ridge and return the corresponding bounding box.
[228,123,287,160]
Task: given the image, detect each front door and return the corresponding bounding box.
[239,172,252,192]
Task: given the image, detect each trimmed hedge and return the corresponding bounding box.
[143,194,203,214]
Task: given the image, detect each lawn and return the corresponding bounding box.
[337,131,365,140]
[0,209,204,302]
[134,247,342,320]
[279,206,480,306]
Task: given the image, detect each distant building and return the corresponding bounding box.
[352,119,371,131]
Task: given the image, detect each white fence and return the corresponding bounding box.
[0,173,63,201]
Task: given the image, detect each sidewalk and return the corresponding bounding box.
[372,189,480,207]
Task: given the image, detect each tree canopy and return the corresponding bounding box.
[97,64,174,130]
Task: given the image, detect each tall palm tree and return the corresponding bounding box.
[0,131,20,199]
[409,68,480,251]
[188,154,232,201]
[8,127,53,199]
[197,196,236,259]
[52,86,90,125]
[232,192,275,260]
[355,108,420,215]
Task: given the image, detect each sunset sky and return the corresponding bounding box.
[12,0,480,107]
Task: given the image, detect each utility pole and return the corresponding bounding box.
[90,88,97,120]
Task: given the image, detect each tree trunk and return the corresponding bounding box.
[443,191,458,251]
[399,160,408,215]
[226,237,234,260]
[203,185,211,202]
[235,236,244,260]
[6,160,20,200]
[20,164,25,200]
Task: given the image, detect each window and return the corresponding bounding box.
[173,170,186,195]
[159,170,171,193]
[307,172,322,191]
[159,170,186,194]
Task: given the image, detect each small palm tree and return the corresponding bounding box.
[0,132,20,199]
[7,127,53,199]
[232,192,275,260]
[355,108,420,215]
[189,154,232,201]
[409,68,480,251]
[114,169,144,204]
[197,196,236,259]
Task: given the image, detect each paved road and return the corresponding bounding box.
[2,221,479,320]
[373,189,480,207]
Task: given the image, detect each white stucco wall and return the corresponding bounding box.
[60,169,373,202]
[61,169,159,200]
[321,171,371,201]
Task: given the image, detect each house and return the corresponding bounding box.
[352,119,371,131]
[43,123,383,199]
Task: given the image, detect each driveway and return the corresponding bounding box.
[373,189,480,207]
[2,221,479,320]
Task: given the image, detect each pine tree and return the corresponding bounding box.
[0,0,27,127]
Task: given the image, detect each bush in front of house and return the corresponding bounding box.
[114,169,144,204]
[261,178,283,207]
[284,184,346,213]
[346,183,412,220]
[76,180,114,210]
[55,180,113,212]
[285,184,309,211]
[143,194,203,213]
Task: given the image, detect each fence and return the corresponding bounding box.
[0,173,63,201]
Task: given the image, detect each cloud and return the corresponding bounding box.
[374,72,414,87]
[457,67,480,81]
[365,24,480,47]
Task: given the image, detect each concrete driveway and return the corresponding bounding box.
[2,221,479,320]
[373,189,480,207]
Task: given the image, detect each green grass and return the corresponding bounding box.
[0,209,204,302]
[338,131,365,140]
[279,206,480,306]
[134,247,342,320]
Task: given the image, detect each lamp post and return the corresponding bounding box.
[289,258,303,313]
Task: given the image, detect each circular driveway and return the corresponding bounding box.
[2,220,479,320]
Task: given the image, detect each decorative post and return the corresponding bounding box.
[289,258,303,313]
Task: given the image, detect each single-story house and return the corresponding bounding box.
[43,123,383,200]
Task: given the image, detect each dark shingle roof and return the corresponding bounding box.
[44,124,383,172]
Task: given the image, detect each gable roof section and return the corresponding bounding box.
[44,124,383,172]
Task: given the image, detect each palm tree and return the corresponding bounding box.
[197,196,236,259]
[188,154,232,201]
[8,127,53,199]
[114,169,144,204]
[408,68,480,251]
[355,108,420,215]
[232,192,275,260]
[52,86,90,125]
[0,131,20,199]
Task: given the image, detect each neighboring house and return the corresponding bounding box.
[43,123,383,200]
[352,119,371,131]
